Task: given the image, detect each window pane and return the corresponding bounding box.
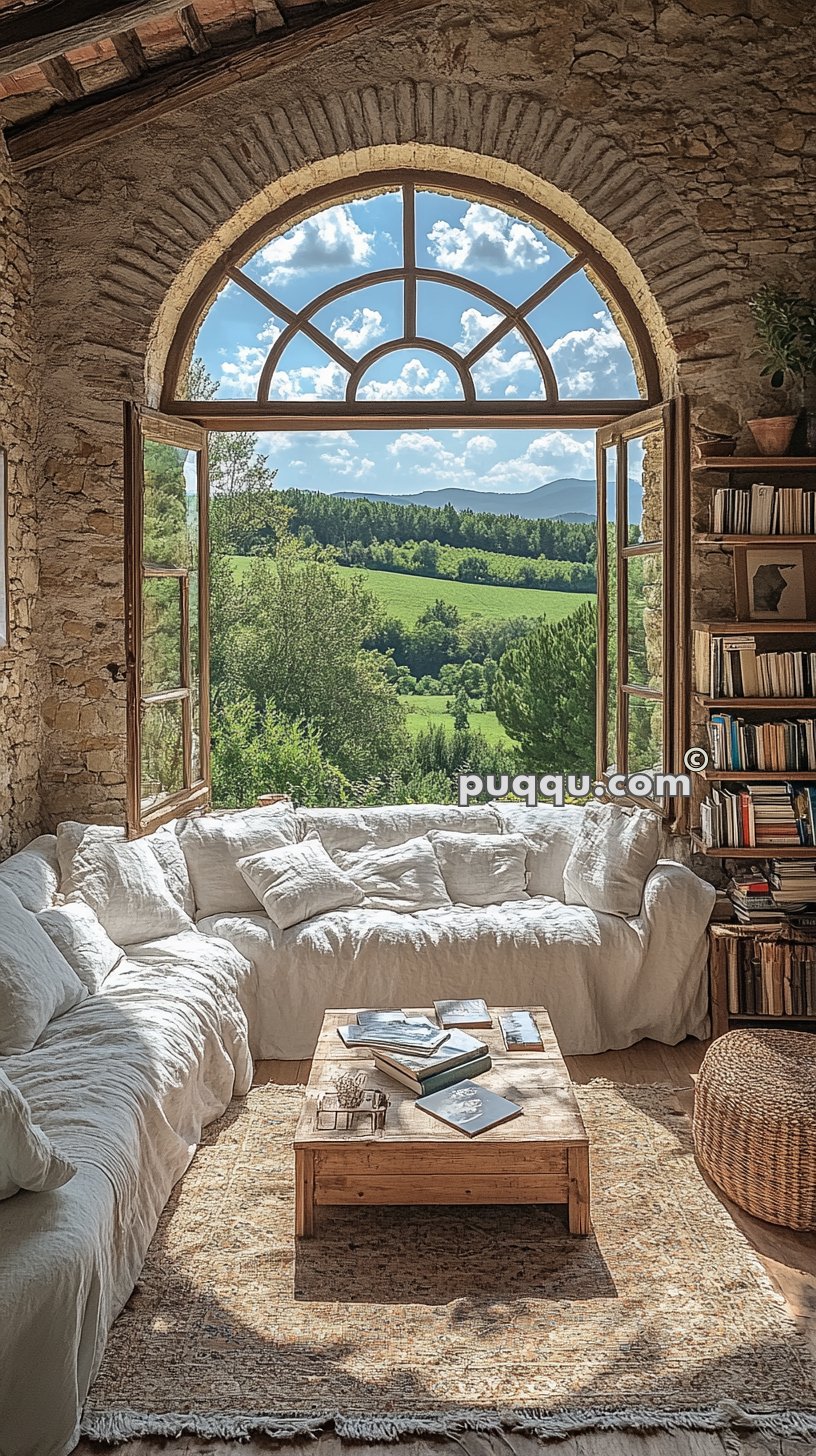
[625,552,663,690]
[142,577,183,695]
[628,429,663,544]
[189,567,202,784]
[604,446,618,770]
[141,699,185,811]
[143,439,197,568]
[627,695,663,774]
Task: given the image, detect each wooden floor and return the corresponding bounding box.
[76,1038,816,1456]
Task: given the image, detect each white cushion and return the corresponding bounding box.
[296,804,501,856]
[0,836,60,913]
[67,833,195,946]
[563,802,661,916]
[427,831,530,907]
[178,805,299,917]
[238,840,364,931]
[335,836,452,913]
[0,884,87,1054]
[0,1067,76,1201]
[493,804,583,900]
[56,821,194,916]
[37,901,124,994]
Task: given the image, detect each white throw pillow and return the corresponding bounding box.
[37,901,124,994]
[0,1067,76,1201]
[68,834,195,946]
[563,803,661,916]
[427,831,530,907]
[335,836,452,913]
[0,884,87,1055]
[295,804,501,856]
[238,840,364,931]
[178,804,299,917]
[493,804,584,900]
[0,836,60,913]
[56,821,194,916]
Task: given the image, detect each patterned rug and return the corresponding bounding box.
[82,1080,816,1444]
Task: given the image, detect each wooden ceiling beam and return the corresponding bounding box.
[176,5,210,54]
[112,28,148,78]
[7,0,436,173]
[40,54,84,101]
[0,0,192,77]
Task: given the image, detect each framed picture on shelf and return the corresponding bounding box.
[735,545,811,621]
[0,449,8,650]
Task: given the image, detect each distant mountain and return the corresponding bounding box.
[335,476,640,521]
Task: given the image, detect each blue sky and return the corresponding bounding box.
[192,188,642,499]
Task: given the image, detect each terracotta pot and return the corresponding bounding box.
[747,415,797,456]
[697,439,736,460]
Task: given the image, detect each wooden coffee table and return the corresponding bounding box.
[293,1006,590,1238]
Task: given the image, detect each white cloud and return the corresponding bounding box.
[387,432,440,456]
[267,359,347,402]
[330,307,385,353]
[319,446,374,479]
[259,205,377,285]
[483,431,594,489]
[358,357,462,401]
[456,306,502,353]
[548,310,635,397]
[220,345,268,395]
[427,203,550,275]
[464,434,497,456]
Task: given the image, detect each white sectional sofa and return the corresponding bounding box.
[0,801,715,1456]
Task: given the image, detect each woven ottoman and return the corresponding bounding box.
[693,1028,816,1231]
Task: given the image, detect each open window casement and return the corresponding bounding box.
[595,398,690,822]
[124,405,210,836]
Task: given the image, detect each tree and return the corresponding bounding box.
[450,687,471,732]
[493,601,597,772]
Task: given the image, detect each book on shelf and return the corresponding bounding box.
[769,858,816,904]
[707,713,816,772]
[336,1017,449,1055]
[499,1010,545,1051]
[710,482,816,535]
[727,871,788,923]
[698,783,816,849]
[695,629,816,698]
[727,937,816,1017]
[434,998,492,1028]
[416,1079,523,1137]
[375,1028,488,1078]
[374,1051,493,1096]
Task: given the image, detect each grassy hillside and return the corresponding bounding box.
[403,694,510,747]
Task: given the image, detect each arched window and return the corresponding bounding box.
[164,174,659,426]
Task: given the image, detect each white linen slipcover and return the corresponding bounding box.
[0,930,252,1456]
[201,860,714,1060]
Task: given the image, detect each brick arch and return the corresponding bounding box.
[96,83,736,408]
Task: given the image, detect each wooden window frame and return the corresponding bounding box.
[124,403,211,837]
[596,398,689,821]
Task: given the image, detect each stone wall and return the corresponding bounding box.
[0,139,43,854]
[16,0,816,826]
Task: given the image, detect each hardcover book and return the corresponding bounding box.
[374,1052,492,1097]
[434,998,492,1029]
[337,1017,448,1054]
[416,1079,523,1137]
[499,1011,544,1052]
[356,1009,407,1026]
[376,1028,488,1078]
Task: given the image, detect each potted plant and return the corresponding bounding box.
[748,284,816,455]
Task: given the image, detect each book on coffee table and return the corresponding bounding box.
[356,1009,407,1026]
[499,1010,544,1051]
[434,998,492,1029]
[374,1051,492,1097]
[376,1028,487,1077]
[416,1079,523,1137]
[337,1017,449,1054]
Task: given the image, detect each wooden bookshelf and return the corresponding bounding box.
[692,835,816,859]
[708,922,816,1038]
[697,533,816,546]
[695,695,816,709]
[694,457,816,473]
[700,770,816,781]
[693,620,816,634]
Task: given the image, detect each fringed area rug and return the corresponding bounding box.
[82,1080,816,1445]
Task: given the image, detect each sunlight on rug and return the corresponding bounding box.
[82,1080,816,1444]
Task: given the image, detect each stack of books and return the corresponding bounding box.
[711,483,816,535]
[698,784,805,849]
[336,1014,449,1055]
[707,714,816,772]
[373,1028,491,1096]
[728,870,784,923]
[696,632,816,699]
[770,858,816,905]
